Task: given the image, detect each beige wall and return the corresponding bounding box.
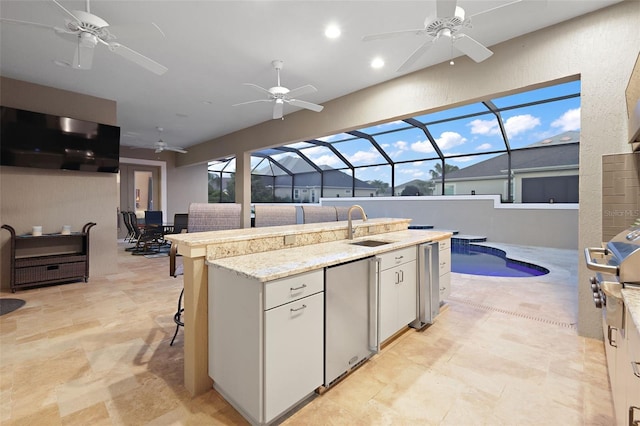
[1,77,118,288]
[176,3,640,338]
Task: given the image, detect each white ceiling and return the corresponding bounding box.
[0,0,621,153]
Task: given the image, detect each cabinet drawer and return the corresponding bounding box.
[15,262,85,284]
[439,249,451,276]
[378,246,416,271]
[439,238,451,251]
[265,269,324,310]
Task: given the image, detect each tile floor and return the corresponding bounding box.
[0,242,614,425]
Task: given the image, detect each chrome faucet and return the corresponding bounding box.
[347,204,368,240]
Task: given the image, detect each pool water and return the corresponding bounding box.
[451,244,549,277]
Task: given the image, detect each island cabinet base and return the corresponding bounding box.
[208,266,324,425]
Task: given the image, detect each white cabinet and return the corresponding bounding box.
[604,305,640,426]
[264,292,323,422]
[378,246,417,343]
[624,307,640,426]
[439,238,451,302]
[209,267,324,425]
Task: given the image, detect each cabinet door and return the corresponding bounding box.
[264,292,324,423]
[439,272,451,301]
[439,245,451,276]
[627,319,640,426]
[397,260,417,328]
[379,267,398,343]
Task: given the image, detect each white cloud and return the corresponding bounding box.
[309,154,342,167]
[436,132,467,149]
[476,143,492,150]
[504,114,541,138]
[469,118,499,135]
[551,107,580,131]
[411,139,435,153]
[348,149,380,164]
[394,140,408,150]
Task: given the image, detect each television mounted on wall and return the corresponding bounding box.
[0,106,120,173]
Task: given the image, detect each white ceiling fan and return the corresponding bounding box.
[233,60,324,120]
[0,0,167,75]
[363,0,522,72]
[139,128,188,154]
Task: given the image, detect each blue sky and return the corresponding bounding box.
[292,79,581,184]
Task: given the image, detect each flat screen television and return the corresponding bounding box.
[1,106,120,173]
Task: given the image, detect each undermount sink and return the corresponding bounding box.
[350,239,391,247]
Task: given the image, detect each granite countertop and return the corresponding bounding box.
[165,217,410,247]
[208,229,451,282]
[622,287,640,332]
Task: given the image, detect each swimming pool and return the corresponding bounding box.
[451,244,549,277]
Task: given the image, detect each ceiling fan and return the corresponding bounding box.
[233,60,324,120]
[0,0,167,75]
[139,128,188,154]
[363,0,521,72]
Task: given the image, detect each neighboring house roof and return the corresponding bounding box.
[253,156,375,190]
[444,131,579,181]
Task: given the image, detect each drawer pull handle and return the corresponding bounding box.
[632,361,640,379]
[290,304,307,313]
[290,284,307,292]
[47,265,60,271]
[395,256,404,260]
[607,325,618,348]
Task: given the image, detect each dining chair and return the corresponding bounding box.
[254,205,297,227]
[301,205,338,223]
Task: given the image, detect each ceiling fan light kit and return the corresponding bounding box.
[233,59,324,120]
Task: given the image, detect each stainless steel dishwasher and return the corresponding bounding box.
[324,256,379,388]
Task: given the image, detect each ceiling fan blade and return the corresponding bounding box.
[397,38,435,72]
[165,147,188,154]
[243,83,272,97]
[286,85,317,99]
[73,40,95,70]
[0,18,58,31]
[273,100,284,120]
[362,29,427,42]
[453,34,493,63]
[436,0,458,18]
[288,99,324,113]
[232,99,272,107]
[106,42,168,75]
[51,0,83,23]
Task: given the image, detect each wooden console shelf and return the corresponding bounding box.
[2,222,96,292]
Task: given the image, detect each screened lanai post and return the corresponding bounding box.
[235,151,252,228]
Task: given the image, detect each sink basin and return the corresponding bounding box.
[350,239,391,247]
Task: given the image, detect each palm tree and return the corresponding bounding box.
[430,163,459,179]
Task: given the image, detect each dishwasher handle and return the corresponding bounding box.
[368,257,381,353]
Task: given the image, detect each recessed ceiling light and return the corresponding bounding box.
[325,24,341,39]
[371,57,385,69]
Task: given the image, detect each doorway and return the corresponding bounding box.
[118,163,161,239]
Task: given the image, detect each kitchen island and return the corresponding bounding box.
[165,218,451,417]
